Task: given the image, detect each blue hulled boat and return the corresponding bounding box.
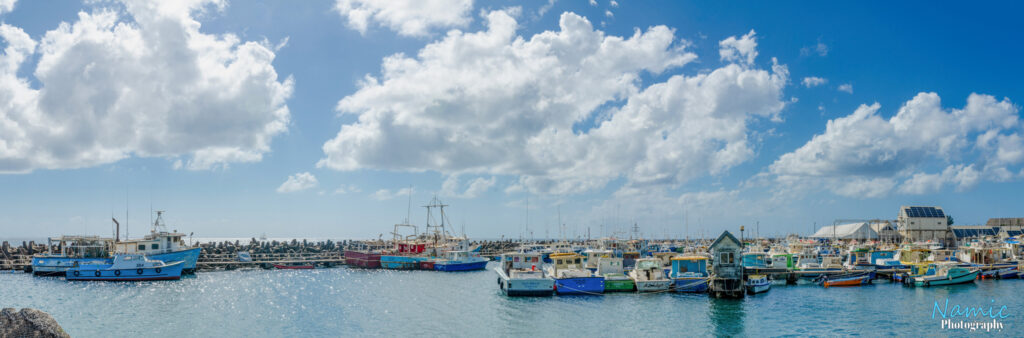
[670,256,709,293]
[434,251,488,271]
[546,253,604,295]
[66,254,184,281]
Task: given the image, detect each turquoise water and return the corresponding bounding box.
[1,264,1019,336]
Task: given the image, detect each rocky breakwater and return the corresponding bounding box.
[0,308,69,338]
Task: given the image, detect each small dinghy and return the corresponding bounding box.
[821,272,873,288]
[66,253,183,281]
[745,275,771,294]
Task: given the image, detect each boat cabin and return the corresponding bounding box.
[596,257,625,275]
[583,249,613,270]
[670,256,708,278]
[741,252,769,268]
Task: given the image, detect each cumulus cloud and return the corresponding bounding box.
[0,0,15,15]
[276,172,318,193]
[372,187,414,200]
[838,83,853,94]
[771,92,1021,197]
[441,175,496,198]
[0,0,293,173]
[610,1,619,7]
[719,29,758,65]
[320,11,788,195]
[802,76,827,88]
[334,0,474,37]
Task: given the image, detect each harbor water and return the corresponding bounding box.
[1,263,1019,336]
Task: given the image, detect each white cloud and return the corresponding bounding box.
[441,175,496,198]
[0,0,15,15]
[610,1,618,7]
[800,41,828,57]
[771,92,1020,197]
[801,76,827,88]
[838,83,853,94]
[0,1,293,173]
[371,187,414,200]
[719,29,758,65]
[334,0,474,37]
[604,10,613,18]
[320,11,788,195]
[537,0,556,17]
[276,172,318,193]
[589,0,597,6]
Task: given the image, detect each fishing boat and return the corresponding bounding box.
[495,253,554,296]
[66,253,183,281]
[111,211,201,274]
[745,275,770,294]
[434,250,488,271]
[342,245,382,268]
[821,272,873,287]
[545,252,604,295]
[583,249,614,272]
[995,267,1018,279]
[669,256,709,293]
[629,258,671,292]
[741,252,769,269]
[31,236,114,276]
[912,262,980,287]
[274,264,314,269]
[596,256,634,292]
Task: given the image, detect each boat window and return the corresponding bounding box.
[532,257,538,262]
[138,245,145,251]
[514,256,520,262]
[575,258,581,264]
[152,244,159,250]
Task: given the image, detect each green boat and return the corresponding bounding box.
[913,262,980,287]
[596,256,635,292]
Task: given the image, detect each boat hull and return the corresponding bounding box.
[496,270,555,297]
[554,276,605,295]
[434,260,487,272]
[147,248,201,274]
[672,277,709,293]
[65,262,184,281]
[380,255,429,270]
[746,283,771,294]
[635,280,672,292]
[344,250,381,269]
[32,257,112,276]
[603,278,635,292]
[914,270,980,287]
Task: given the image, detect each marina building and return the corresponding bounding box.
[809,222,878,240]
[896,206,950,242]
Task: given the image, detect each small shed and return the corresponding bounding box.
[709,231,744,298]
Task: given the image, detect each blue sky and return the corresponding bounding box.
[1,0,1022,240]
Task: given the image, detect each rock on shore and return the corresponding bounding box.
[0,308,69,338]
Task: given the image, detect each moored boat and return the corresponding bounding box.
[546,252,604,295]
[629,258,671,292]
[669,256,709,293]
[596,256,634,292]
[745,275,771,294]
[31,236,114,277]
[822,272,873,287]
[434,250,488,271]
[913,262,979,287]
[344,249,382,269]
[495,253,554,296]
[66,254,183,281]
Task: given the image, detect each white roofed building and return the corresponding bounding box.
[810,222,878,240]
